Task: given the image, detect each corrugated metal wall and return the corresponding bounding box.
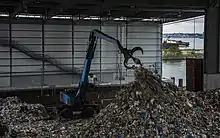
[0,20,162,88]
[124,22,162,81]
[0,23,10,86]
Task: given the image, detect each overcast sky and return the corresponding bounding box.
[163,16,204,33]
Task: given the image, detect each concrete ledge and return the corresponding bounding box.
[0,82,127,93]
[204,74,220,91]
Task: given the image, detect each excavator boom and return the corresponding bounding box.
[59,29,143,118]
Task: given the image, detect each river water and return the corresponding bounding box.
[162,38,204,86]
[162,60,186,86]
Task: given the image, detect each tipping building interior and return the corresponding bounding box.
[0,0,213,105]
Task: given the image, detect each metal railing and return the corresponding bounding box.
[0,39,82,74]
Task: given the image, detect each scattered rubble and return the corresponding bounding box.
[0,97,50,137]
[0,97,49,124]
[76,67,220,137]
[0,67,220,137]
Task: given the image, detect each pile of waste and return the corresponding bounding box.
[0,97,49,124]
[76,67,220,137]
[0,67,220,137]
[0,97,50,137]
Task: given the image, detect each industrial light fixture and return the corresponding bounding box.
[113,17,127,21]
[83,16,100,20]
[0,13,9,17]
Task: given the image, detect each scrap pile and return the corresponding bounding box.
[0,97,49,123]
[76,67,220,137]
[0,67,220,137]
[0,97,50,137]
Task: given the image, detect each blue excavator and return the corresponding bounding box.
[59,29,143,118]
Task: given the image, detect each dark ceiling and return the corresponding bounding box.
[0,0,208,22]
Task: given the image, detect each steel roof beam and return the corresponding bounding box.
[45,0,103,19]
[10,0,36,18]
[110,8,205,13]
[102,0,206,7]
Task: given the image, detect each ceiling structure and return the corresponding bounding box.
[0,0,208,22]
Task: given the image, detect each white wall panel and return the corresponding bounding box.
[12,58,40,65]
[44,65,61,72]
[44,24,73,72]
[0,59,10,66]
[11,33,41,76]
[0,24,10,86]
[44,38,72,44]
[0,52,10,58]
[45,45,72,51]
[0,21,162,88]
[0,24,8,30]
[12,66,42,73]
[0,78,10,87]
[127,25,160,33]
[74,26,99,31]
[12,57,41,73]
[11,38,42,44]
[127,33,161,39]
[45,32,72,37]
[100,25,118,71]
[74,51,86,57]
[0,67,10,73]
[127,39,160,45]
[12,31,41,37]
[12,24,41,30]
[44,25,72,31]
[11,23,42,62]
[0,47,10,66]
[50,59,72,65]
[125,23,162,76]
[74,32,91,38]
[11,75,80,87]
[44,52,72,58]
[0,30,9,38]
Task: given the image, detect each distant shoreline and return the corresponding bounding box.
[163,33,204,39]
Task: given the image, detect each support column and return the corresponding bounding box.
[204,0,220,90]
[9,16,12,87]
[41,17,45,96]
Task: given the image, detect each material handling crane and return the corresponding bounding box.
[59,29,144,118]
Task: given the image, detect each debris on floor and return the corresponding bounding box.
[0,97,49,124]
[77,67,220,137]
[0,67,220,137]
